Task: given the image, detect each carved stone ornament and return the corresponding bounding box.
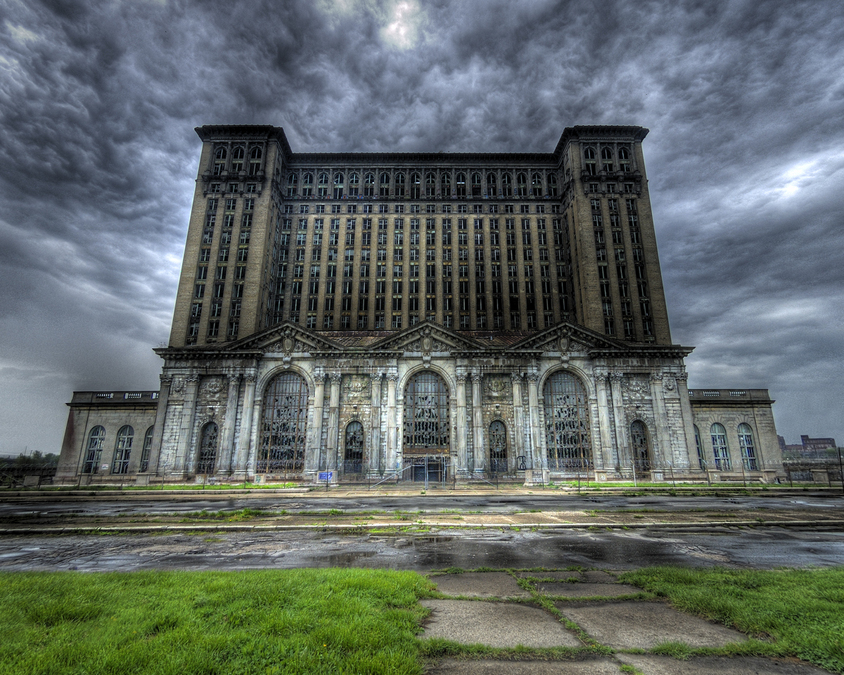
[171,378,185,394]
[343,375,371,400]
[421,328,433,354]
[663,375,677,392]
[559,335,570,353]
[485,375,509,399]
[624,376,650,401]
[202,377,224,398]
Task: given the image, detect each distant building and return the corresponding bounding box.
[58,126,784,484]
[779,434,837,460]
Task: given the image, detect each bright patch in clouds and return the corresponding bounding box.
[380,1,421,49]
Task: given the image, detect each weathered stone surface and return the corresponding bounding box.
[538,582,641,597]
[426,658,622,674]
[558,601,747,649]
[617,654,832,675]
[431,572,531,598]
[421,600,581,648]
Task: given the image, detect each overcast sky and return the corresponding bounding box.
[1,0,843,455]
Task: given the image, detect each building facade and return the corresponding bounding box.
[58,125,784,484]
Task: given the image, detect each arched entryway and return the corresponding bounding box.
[258,372,308,474]
[403,371,450,482]
[489,420,508,474]
[630,420,651,473]
[197,422,218,475]
[543,371,592,470]
[344,421,364,475]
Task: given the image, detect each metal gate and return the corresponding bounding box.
[543,372,592,470]
[258,373,308,473]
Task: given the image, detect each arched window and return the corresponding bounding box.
[302,173,313,197]
[455,173,466,197]
[112,425,134,474]
[259,373,309,473]
[531,172,543,197]
[441,172,451,195]
[348,172,359,196]
[516,173,528,197]
[394,172,405,197]
[547,173,558,197]
[249,147,262,175]
[501,173,512,197]
[710,423,731,470]
[333,172,344,199]
[543,372,591,469]
[486,173,497,197]
[693,425,705,470]
[426,172,436,197]
[583,147,596,175]
[471,173,482,197]
[601,147,613,172]
[344,421,364,474]
[196,422,218,475]
[364,172,375,196]
[140,426,154,473]
[380,172,390,197]
[403,372,449,452]
[618,147,631,172]
[489,420,507,473]
[334,172,344,184]
[410,172,421,199]
[630,420,650,472]
[231,147,245,173]
[317,172,329,197]
[83,426,105,474]
[286,173,298,197]
[213,147,227,175]
[738,423,758,470]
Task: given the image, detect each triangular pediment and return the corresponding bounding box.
[226,321,343,353]
[368,320,486,353]
[507,322,626,353]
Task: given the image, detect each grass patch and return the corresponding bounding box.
[0,569,434,675]
[620,566,844,673]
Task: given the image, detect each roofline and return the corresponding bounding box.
[195,124,649,163]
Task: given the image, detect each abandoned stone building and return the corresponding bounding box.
[57,125,783,484]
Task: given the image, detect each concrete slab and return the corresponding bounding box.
[617,654,832,674]
[581,570,617,583]
[518,570,583,581]
[420,600,582,648]
[431,572,531,598]
[539,582,641,597]
[426,658,622,674]
[558,601,747,649]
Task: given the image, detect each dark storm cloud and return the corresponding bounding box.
[1,0,842,453]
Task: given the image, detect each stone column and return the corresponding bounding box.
[233,373,257,478]
[510,373,525,471]
[675,372,699,471]
[456,371,468,476]
[173,375,199,476]
[609,372,630,474]
[369,373,383,475]
[471,371,486,475]
[649,372,673,471]
[325,373,342,473]
[593,369,614,470]
[217,374,241,475]
[526,371,546,470]
[386,372,399,472]
[146,374,171,475]
[306,370,325,474]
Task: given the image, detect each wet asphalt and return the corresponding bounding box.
[0,527,842,572]
[0,490,842,572]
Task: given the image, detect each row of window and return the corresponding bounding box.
[212,146,264,176]
[285,171,561,199]
[582,146,633,175]
[284,202,565,215]
[694,423,759,471]
[82,426,154,475]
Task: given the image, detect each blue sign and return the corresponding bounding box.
[318,471,333,481]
